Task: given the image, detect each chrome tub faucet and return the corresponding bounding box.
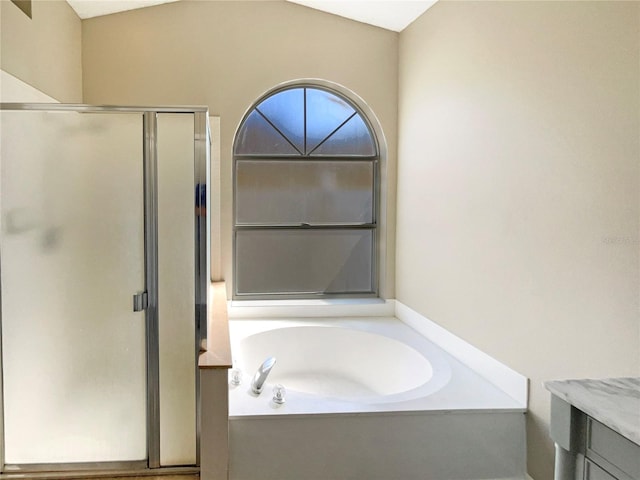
[251,356,276,394]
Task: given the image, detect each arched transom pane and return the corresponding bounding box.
[234,87,377,157]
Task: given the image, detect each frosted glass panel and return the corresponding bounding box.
[157,114,196,466]
[235,110,299,155]
[236,160,373,225]
[257,88,304,152]
[236,229,374,295]
[311,114,376,156]
[0,111,146,463]
[306,88,355,153]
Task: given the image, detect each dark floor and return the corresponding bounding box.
[1,474,198,480]
[95,476,198,480]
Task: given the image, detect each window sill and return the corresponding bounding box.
[227,298,395,319]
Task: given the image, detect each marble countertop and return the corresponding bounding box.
[544,377,640,445]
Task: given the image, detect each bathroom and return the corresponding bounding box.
[0,1,638,480]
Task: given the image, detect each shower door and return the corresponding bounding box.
[0,109,147,467]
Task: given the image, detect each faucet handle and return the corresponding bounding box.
[273,384,286,404]
[230,368,242,386]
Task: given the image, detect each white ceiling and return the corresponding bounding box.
[288,0,437,32]
[66,0,179,20]
[66,0,437,32]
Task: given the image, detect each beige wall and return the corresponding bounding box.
[397,2,640,479]
[0,0,82,102]
[81,0,398,298]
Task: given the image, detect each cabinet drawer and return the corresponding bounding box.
[587,418,640,480]
[585,459,618,480]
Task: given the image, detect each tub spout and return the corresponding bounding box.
[251,356,276,394]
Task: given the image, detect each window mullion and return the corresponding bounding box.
[303,87,307,155]
[235,224,376,230]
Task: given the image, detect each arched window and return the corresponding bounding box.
[233,84,379,299]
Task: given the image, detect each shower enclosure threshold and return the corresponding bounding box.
[0,466,199,480]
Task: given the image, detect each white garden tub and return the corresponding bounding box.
[227,317,526,480]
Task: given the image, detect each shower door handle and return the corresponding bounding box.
[133,291,148,312]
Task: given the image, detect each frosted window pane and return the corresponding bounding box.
[257,88,304,152]
[236,229,373,295]
[236,160,373,225]
[235,110,299,155]
[311,114,376,156]
[157,114,196,466]
[305,88,355,153]
[0,111,147,463]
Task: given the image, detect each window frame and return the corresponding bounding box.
[232,83,380,300]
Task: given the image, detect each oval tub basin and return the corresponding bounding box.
[237,326,434,401]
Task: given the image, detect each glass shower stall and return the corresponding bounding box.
[0,104,209,473]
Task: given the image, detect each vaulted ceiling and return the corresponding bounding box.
[66,0,437,32]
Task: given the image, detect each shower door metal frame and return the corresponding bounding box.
[0,103,209,475]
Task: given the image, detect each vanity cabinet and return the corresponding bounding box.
[585,459,618,480]
[585,416,639,480]
[545,378,640,480]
